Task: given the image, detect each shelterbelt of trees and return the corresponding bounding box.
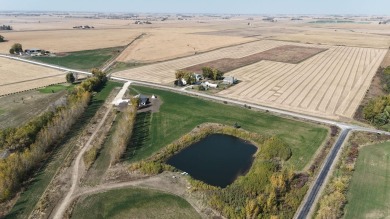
[363,66,390,128]
[0,69,107,201]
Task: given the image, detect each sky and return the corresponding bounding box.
[1,0,389,15]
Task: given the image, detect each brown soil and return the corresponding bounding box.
[183,45,326,73]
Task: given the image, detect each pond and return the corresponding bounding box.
[166,134,257,188]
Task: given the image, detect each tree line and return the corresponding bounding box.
[0,70,107,202]
[110,97,139,165]
[0,25,12,30]
[363,66,390,128]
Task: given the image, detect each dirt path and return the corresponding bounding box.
[71,172,222,219]
[51,104,114,219]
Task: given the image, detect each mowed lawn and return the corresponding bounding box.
[71,188,201,219]
[38,84,74,93]
[32,47,122,70]
[344,142,390,219]
[6,81,122,219]
[128,86,328,170]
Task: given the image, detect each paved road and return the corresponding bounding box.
[295,128,351,219]
[2,54,390,218]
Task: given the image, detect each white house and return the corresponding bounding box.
[194,73,203,82]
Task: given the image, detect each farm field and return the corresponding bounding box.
[32,46,123,70]
[114,40,387,119]
[270,29,390,49]
[113,40,305,84]
[218,44,387,119]
[128,86,328,170]
[0,57,66,95]
[71,188,201,219]
[0,89,66,129]
[115,28,255,63]
[343,142,390,219]
[183,45,326,73]
[0,29,140,54]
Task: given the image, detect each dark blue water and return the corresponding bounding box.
[166,134,257,188]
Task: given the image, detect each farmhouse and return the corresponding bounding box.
[25,48,42,55]
[134,94,150,108]
[194,73,203,81]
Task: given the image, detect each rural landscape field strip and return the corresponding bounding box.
[337,49,386,117]
[343,142,390,219]
[218,43,387,119]
[113,40,313,84]
[0,75,66,96]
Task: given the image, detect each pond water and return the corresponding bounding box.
[166,134,257,188]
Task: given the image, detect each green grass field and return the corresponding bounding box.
[71,188,201,219]
[344,142,390,219]
[38,84,73,93]
[32,47,122,70]
[127,86,328,170]
[6,81,122,219]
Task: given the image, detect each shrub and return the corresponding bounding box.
[10,43,23,54]
[260,137,292,161]
[83,147,98,170]
[66,72,75,84]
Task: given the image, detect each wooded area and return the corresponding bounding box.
[0,71,107,201]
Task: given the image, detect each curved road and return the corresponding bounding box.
[2,54,390,219]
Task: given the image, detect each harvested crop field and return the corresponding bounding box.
[113,40,387,119]
[113,40,321,84]
[0,57,65,95]
[183,45,326,73]
[218,46,387,119]
[0,29,140,53]
[114,28,255,63]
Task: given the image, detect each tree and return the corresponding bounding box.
[91,68,107,83]
[212,68,224,80]
[183,72,196,85]
[202,66,213,79]
[66,72,75,84]
[0,35,4,42]
[10,43,23,54]
[175,70,188,79]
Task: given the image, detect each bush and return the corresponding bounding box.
[83,148,98,170]
[10,43,23,54]
[260,137,292,161]
[66,72,75,84]
[0,35,4,42]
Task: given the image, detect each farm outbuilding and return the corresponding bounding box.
[223,76,237,85]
